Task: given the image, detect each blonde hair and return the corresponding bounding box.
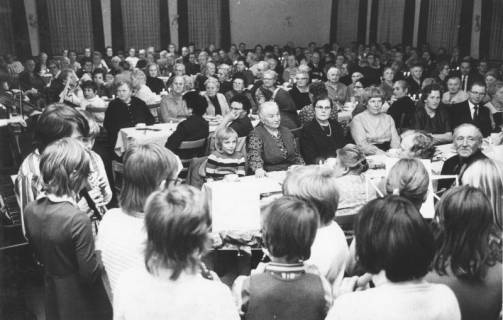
[461,158,503,230]
[204,76,220,89]
[40,138,90,197]
[214,127,238,153]
[283,165,339,225]
[385,158,429,209]
[131,68,147,89]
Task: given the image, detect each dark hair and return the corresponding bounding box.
[182,91,207,116]
[232,72,247,87]
[81,80,97,92]
[309,81,328,99]
[433,186,499,280]
[312,94,333,110]
[35,104,90,152]
[355,196,434,282]
[230,93,251,113]
[92,68,106,78]
[144,185,210,280]
[469,81,486,91]
[262,196,319,261]
[421,84,443,102]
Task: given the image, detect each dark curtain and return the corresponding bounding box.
[121,0,161,50]
[46,0,94,54]
[488,0,503,60]
[0,0,15,55]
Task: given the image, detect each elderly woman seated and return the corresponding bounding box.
[195,61,217,91]
[159,75,190,122]
[255,70,299,129]
[298,82,339,126]
[201,77,229,117]
[224,73,257,113]
[411,84,453,144]
[217,63,233,94]
[131,68,160,105]
[247,101,304,177]
[442,76,469,105]
[145,63,165,94]
[350,86,400,155]
[300,95,345,164]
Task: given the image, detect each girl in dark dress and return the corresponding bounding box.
[24,138,111,320]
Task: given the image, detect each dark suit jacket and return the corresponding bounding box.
[449,101,492,137]
[452,71,484,91]
[300,118,345,164]
[439,150,487,190]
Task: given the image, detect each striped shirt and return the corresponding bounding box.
[205,151,246,180]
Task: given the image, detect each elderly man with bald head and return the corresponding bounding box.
[439,123,486,190]
[247,101,304,177]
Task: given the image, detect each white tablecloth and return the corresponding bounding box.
[115,123,178,156]
[203,171,286,232]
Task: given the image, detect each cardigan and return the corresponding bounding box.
[300,118,345,164]
[203,92,230,116]
[24,197,111,320]
[247,123,304,172]
[103,96,155,146]
[146,76,166,94]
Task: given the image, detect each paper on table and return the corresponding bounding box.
[205,180,262,232]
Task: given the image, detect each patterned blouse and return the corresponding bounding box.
[247,128,304,172]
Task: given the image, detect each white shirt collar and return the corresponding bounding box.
[41,193,78,206]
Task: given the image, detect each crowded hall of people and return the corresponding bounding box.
[0,0,503,319]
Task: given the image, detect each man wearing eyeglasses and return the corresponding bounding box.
[439,123,487,190]
[450,82,492,137]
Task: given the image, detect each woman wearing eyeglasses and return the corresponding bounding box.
[300,95,345,164]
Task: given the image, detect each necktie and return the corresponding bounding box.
[462,75,467,91]
[473,105,479,121]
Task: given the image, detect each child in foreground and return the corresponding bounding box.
[205,127,245,180]
[232,196,332,320]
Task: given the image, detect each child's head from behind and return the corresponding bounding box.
[261,196,319,262]
[144,185,210,280]
[215,127,238,155]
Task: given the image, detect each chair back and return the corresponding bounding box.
[178,138,208,179]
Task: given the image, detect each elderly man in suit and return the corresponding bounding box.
[449,82,492,137]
